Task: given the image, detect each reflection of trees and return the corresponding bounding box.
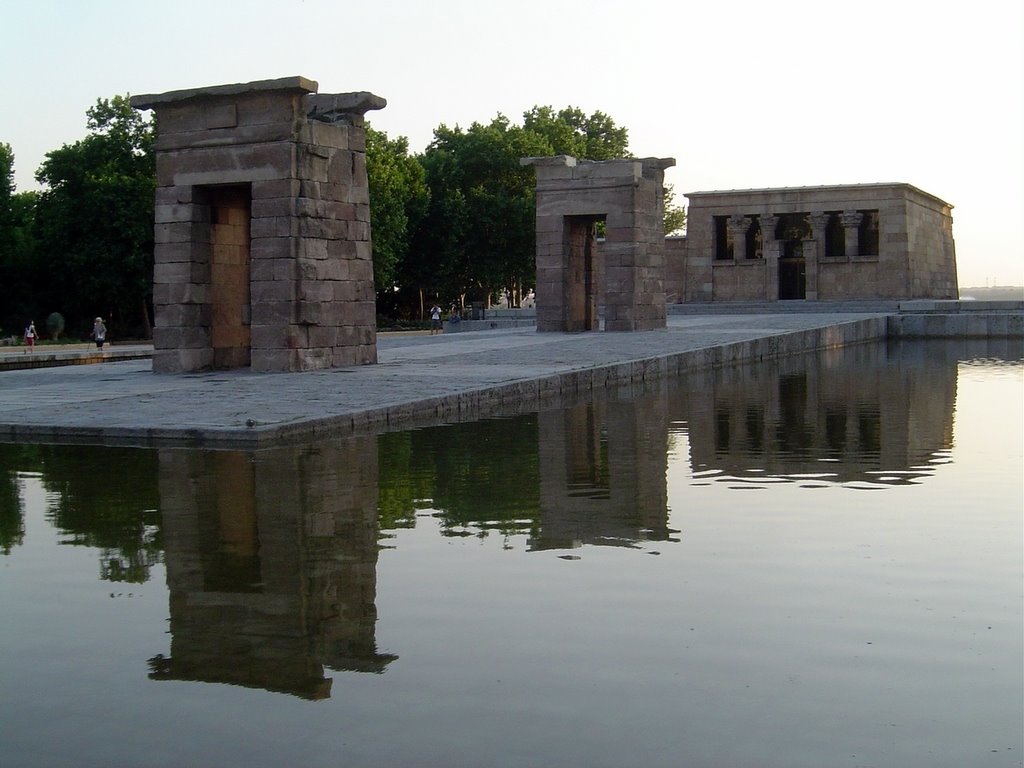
[377,397,675,552]
[39,446,161,582]
[378,416,542,538]
[0,444,41,553]
[0,444,161,576]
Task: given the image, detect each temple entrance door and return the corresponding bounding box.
[208,186,252,368]
[778,241,806,300]
[564,216,602,331]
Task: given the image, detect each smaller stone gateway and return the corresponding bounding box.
[131,77,384,373]
[522,155,675,332]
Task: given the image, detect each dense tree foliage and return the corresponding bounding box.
[33,95,155,338]
[0,144,39,338]
[412,116,549,312]
[366,126,429,298]
[405,105,638,315]
[522,105,630,160]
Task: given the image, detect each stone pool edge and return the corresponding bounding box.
[2,317,891,449]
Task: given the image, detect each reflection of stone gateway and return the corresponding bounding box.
[152,439,396,700]
[131,77,384,373]
[533,396,674,551]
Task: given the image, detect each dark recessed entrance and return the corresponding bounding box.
[776,213,808,300]
[206,185,252,368]
[564,215,603,331]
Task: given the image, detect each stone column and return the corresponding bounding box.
[726,215,751,260]
[760,214,779,300]
[807,213,828,259]
[841,210,863,258]
[804,212,829,300]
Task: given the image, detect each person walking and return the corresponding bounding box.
[92,317,107,350]
[429,303,442,335]
[24,321,37,353]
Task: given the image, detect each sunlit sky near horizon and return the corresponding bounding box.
[2,0,1021,287]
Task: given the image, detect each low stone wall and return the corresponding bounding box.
[892,300,1024,338]
[444,307,537,333]
[0,347,152,372]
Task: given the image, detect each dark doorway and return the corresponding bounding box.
[564,216,602,331]
[206,186,252,368]
[779,253,806,300]
[776,213,808,300]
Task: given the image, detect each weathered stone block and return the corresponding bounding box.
[252,179,301,199]
[250,236,293,262]
[251,280,296,303]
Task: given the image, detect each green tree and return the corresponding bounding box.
[0,142,12,218]
[413,108,636,312]
[663,183,687,236]
[0,143,40,336]
[366,126,429,298]
[522,106,630,160]
[33,95,155,338]
[405,106,634,316]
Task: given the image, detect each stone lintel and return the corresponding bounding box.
[131,76,319,110]
[305,92,387,121]
[524,156,674,184]
[640,157,676,172]
[521,155,578,168]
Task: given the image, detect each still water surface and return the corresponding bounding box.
[1,340,1021,768]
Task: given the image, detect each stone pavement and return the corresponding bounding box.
[0,313,890,447]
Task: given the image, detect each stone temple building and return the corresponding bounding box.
[665,183,957,304]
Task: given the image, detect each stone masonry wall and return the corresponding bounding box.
[664,236,686,303]
[133,78,381,373]
[523,155,673,332]
[905,190,958,299]
[676,183,957,304]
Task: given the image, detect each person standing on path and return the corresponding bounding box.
[92,317,107,350]
[24,321,37,353]
[430,303,442,335]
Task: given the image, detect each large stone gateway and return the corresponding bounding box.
[131,77,383,373]
[522,155,675,332]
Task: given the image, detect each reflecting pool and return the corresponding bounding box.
[1,340,1021,768]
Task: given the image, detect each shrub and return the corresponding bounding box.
[46,312,65,340]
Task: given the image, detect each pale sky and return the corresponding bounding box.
[2,0,1021,287]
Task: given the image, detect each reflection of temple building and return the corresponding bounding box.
[532,392,675,550]
[671,342,958,485]
[150,437,396,700]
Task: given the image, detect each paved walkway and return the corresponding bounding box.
[0,313,889,447]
